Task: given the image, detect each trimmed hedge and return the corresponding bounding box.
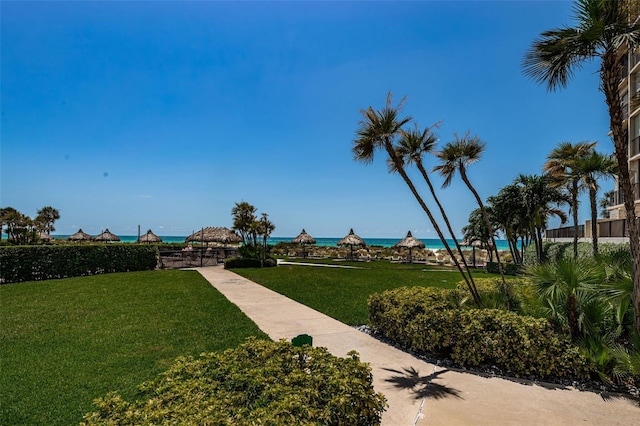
[81,338,387,425]
[369,287,591,380]
[0,245,158,283]
[523,241,631,265]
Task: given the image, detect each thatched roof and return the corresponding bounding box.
[94,228,120,242]
[394,231,425,249]
[337,229,366,247]
[292,229,316,245]
[185,227,242,244]
[38,232,53,242]
[69,228,93,241]
[138,229,162,243]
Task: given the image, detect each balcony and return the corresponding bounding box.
[610,182,640,205]
[545,225,584,239]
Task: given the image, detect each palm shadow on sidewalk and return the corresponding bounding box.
[383,366,462,400]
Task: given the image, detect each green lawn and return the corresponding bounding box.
[234,260,494,325]
[0,270,268,425]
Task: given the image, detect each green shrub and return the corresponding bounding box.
[224,257,277,269]
[486,262,521,275]
[369,287,591,380]
[81,338,387,425]
[0,245,158,283]
[523,242,631,265]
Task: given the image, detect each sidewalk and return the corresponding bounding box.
[196,266,640,425]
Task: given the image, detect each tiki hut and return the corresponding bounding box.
[337,228,366,260]
[138,229,162,244]
[68,228,93,242]
[94,228,120,242]
[394,231,425,263]
[291,229,316,258]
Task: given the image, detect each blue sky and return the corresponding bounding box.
[1,1,611,238]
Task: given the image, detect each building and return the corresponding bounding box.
[604,31,640,238]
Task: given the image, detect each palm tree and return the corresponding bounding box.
[599,190,615,218]
[544,141,596,259]
[515,174,569,263]
[488,184,528,265]
[433,131,510,307]
[528,257,606,340]
[35,206,60,235]
[523,0,640,334]
[393,124,479,295]
[231,201,257,246]
[574,150,618,257]
[353,93,481,306]
[257,213,275,265]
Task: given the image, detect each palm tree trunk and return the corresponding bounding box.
[571,182,579,260]
[415,162,480,295]
[459,168,511,309]
[589,185,599,257]
[568,292,578,340]
[602,52,640,336]
[384,142,482,306]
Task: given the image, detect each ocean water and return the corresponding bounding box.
[50,235,512,250]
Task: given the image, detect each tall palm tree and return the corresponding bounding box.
[544,141,596,259]
[523,0,640,334]
[433,131,510,307]
[393,124,479,295]
[353,93,482,306]
[575,150,618,257]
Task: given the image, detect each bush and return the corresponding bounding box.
[486,262,521,275]
[81,338,387,425]
[224,257,277,269]
[523,242,631,265]
[0,245,158,283]
[369,287,591,380]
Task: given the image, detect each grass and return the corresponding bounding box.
[234,260,496,325]
[0,270,268,425]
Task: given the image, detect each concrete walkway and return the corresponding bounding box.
[196,266,640,425]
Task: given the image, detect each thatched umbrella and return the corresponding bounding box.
[138,229,162,244]
[94,228,120,242]
[394,231,425,263]
[461,239,483,267]
[38,232,53,242]
[185,227,241,245]
[337,228,366,260]
[68,228,93,242]
[292,229,316,258]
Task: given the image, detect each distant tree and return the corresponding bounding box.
[515,174,568,263]
[599,190,615,219]
[256,213,275,265]
[488,184,528,264]
[544,141,596,259]
[36,206,60,235]
[0,207,19,242]
[4,209,35,244]
[574,149,617,256]
[231,202,257,245]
